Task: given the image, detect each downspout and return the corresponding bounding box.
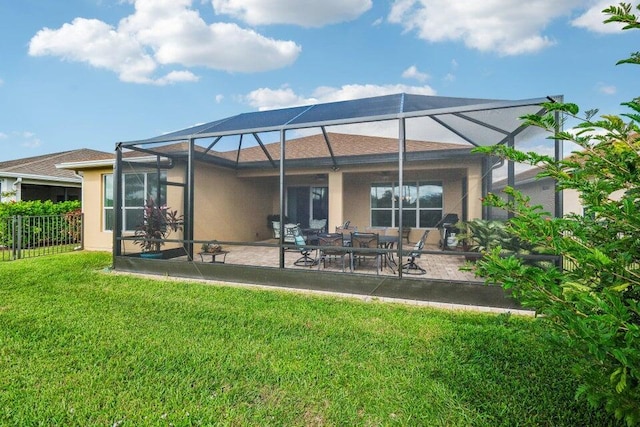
[483,156,504,220]
[554,109,563,218]
[12,177,22,201]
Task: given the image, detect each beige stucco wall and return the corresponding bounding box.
[193,161,275,243]
[80,167,114,251]
[79,156,484,251]
[81,165,187,253]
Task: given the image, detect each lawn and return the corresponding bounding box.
[0,252,613,426]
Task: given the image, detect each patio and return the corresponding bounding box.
[188,241,479,282]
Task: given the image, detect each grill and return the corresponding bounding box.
[436,213,459,250]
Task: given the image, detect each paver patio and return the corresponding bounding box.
[189,241,480,282]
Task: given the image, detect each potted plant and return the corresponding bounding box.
[133,197,183,258]
[201,242,222,254]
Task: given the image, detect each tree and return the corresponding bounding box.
[472,3,640,425]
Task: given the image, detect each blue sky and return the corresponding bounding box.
[0,0,637,162]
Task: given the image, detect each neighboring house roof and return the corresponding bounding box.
[492,166,548,189]
[0,148,112,182]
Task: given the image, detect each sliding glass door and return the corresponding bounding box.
[286,186,328,228]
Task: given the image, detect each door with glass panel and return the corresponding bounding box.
[286,186,328,228]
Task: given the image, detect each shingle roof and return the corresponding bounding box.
[211,132,471,163]
[0,148,112,180]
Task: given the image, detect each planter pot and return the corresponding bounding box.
[272,221,281,238]
[464,252,482,263]
[140,252,163,259]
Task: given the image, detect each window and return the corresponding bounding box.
[371,181,443,228]
[103,172,167,231]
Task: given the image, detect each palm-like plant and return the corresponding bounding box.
[458,219,513,253]
[133,197,183,253]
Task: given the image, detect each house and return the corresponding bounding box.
[490,163,584,219]
[57,93,563,309]
[58,132,482,252]
[0,149,110,203]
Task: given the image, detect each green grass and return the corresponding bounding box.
[0,252,613,426]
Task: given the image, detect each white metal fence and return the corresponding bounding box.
[0,213,83,261]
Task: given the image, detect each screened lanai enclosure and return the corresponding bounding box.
[112,93,562,309]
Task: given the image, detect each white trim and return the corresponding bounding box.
[56,155,163,170]
[0,171,81,184]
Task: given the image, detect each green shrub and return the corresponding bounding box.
[0,200,81,248]
[471,4,640,424]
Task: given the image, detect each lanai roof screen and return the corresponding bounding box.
[123,93,557,148]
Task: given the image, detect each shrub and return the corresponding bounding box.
[471,4,640,424]
[0,200,82,248]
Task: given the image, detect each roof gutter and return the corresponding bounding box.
[0,171,81,184]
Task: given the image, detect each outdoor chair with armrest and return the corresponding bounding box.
[317,233,349,272]
[350,232,382,275]
[401,229,430,275]
[336,221,357,239]
[292,226,317,267]
[308,218,327,233]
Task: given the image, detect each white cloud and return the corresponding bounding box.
[402,65,429,82]
[0,131,42,150]
[22,137,42,149]
[28,0,301,84]
[215,94,224,103]
[242,83,503,144]
[20,132,41,148]
[245,86,312,110]
[597,83,617,95]
[571,1,632,33]
[0,77,4,86]
[212,0,372,27]
[245,83,437,110]
[388,0,586,56]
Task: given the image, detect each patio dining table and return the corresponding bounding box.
[343,234,399,273]
[379,235,399,272]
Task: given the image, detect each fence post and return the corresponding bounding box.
[11,216,16,260]
[12,215,22,260]
[80,213,84,250]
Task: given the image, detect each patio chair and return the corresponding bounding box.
[292,226,316,267]
[401,226,411,244]
[283,223,299,243]
[350,232,382,275]
[401,229,430,275]
[309,218,327,233]
[317,233,348,272]
[336,220,357,238]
